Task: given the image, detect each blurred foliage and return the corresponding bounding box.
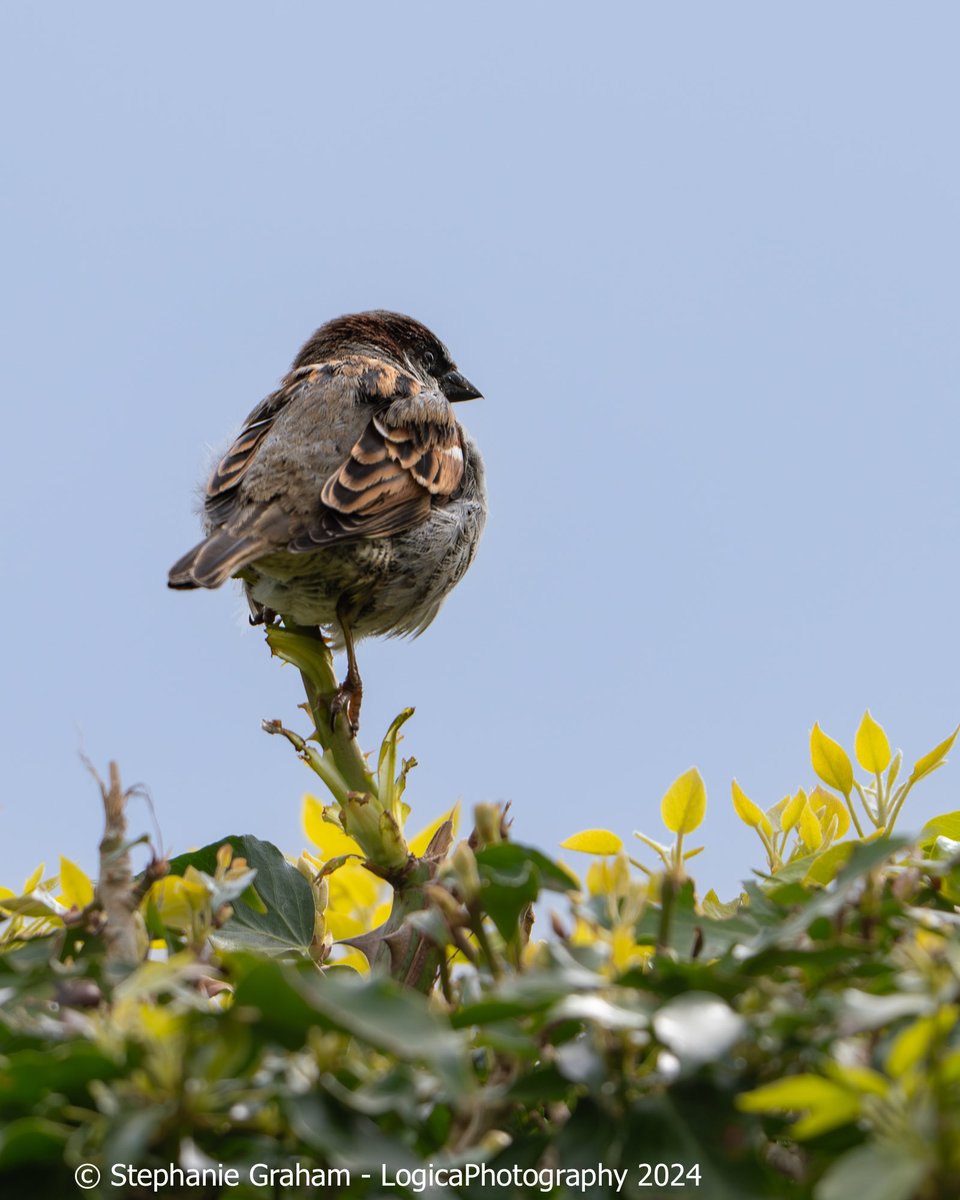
[2,708,959,1198]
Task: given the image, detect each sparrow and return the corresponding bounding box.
[168,311,487,731]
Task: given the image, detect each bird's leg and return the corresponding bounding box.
[330,603,363,735]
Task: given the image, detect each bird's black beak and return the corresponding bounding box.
[440,369,483,402]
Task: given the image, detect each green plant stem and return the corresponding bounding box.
[842,790,866,838]
[471,913,502,980]
[265,624,376,796]
[757,828,777,870]
[658,874,676,950]
[887,780,915,830]
[875,770,887,826]
[853,780,879,829]
[261,721,351,804]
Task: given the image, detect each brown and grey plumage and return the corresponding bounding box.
[168,311,487,729]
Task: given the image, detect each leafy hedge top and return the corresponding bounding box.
[1,631,958,1200]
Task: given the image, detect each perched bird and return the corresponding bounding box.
[168,311,486,730]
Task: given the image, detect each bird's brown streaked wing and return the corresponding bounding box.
[205,415,274,502]
[202,364,330,525]
[203,357,423,527]
[287,413,465,553]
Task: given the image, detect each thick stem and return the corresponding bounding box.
[658,873,676,951]
[265,625,375,795]
[94,762,142,970]
[264,624,448,989]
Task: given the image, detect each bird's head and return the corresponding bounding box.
[293,310,482,402]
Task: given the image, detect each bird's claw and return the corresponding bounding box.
[330,680,362,737]
[249,605,280,627]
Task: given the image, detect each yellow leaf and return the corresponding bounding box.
[571,917,600,946]
[791,1099,861,1140]
[302,795,362,860]
[799,802,823,851]
[585,859,615,896]
[661,768,706,835]
[611,926,650,971]
[22,863,45,893]
[147,876,208,931]
[330,947,369,973]
[731,781,773,837]
[409,802,461,857]
[560,829,624,855]
[811,724,853,796]
[326,910,365,939]
[736,1074,860,1139]
[781,788,807,834]
[328,863,383,913]
[585,856,630,896]
[855,710,891,773]
[809,787,850,838]
[886,1007,958,1079]
[824,1062,890,1097]
[910,724,960,784]
[58,856,94,909]
[940,1051,960,1085]
[921,811,960,842]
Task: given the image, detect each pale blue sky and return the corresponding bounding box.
[2,5,958,899]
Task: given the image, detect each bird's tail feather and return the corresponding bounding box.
[167,532,266,590]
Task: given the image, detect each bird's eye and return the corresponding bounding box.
[422,350,436,371]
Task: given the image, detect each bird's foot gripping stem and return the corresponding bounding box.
[248,605,281,628]
[331,602,363,735]
[330,672,363,736]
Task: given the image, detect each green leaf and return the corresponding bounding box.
[803,841,855,885]
[632,880,755,959]
[171,835,315,956]
[661,768,706,834]
[811,724,854,796]
[474,842,577,943]
[452,957,601,1029]
[474,849,539,942]
[0,1042,121,1109]
[815,1144,929,1200]
[855,710,891,773]
[377,707,414,820]
[618,1094,770,1200]
[233,959,469,1092]
[0,1117,69,1168]
[744,837,911,955]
